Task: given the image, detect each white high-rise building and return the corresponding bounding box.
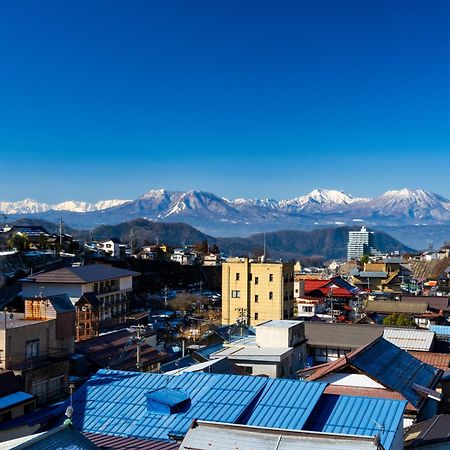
[347,226,377,260]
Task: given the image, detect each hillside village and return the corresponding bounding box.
[0,219,449,449]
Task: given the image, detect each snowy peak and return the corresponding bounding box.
[0,198,130,214]
[0,199,52,215]
[369,189,450,220]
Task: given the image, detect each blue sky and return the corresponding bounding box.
[1,0,449,202]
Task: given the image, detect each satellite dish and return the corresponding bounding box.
[65,406,73,418]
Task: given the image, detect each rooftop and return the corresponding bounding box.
[68,369,404,449]
[0,312,51,330]
[304,337,442,410]
[257,320,300,328]
[365,300,429,315]
[383,328,435,352]
[180,421,380,450]
[404,414,450,448]
[304,322,383,349]
[22,264,139,284]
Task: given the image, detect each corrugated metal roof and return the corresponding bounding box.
[0,391,34,410]
[180,421,377,450]
[365,300,428,314]
[0,371,21,397]
[430,325,450,336]
[349,338,441,408]
[304,322,384,349]
[245,378,327,429]
[83,433,179,450]
[69,369,404,446]
[1,425,99,450]
[408,351,450,371]
[46,294,75,313]
[304,394,406,450]
[306,337,442,410]
[383,328,435,351]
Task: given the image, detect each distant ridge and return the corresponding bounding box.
[9,218,411,261]
[2,189,450,244]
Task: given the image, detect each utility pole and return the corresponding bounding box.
[131,325,146,372]
[58,218,64,247]
[163,285,168,313]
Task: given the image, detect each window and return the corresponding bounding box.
[255,294,259,303]
[231,290,241,298]
[254,277,259,285]
[254,313,259,320]
[242,366,253,374]
[269,274,273,282]
[303,306,313,313]
[26,340,40,360]
[235,273,240,281]
[269,291,273,300]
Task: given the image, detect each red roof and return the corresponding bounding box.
[408,352,450,372]
[84,433,179,450]
[303,279,355,298]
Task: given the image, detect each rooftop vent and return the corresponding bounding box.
[146,387,191,415]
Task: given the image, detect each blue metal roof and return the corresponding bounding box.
[304,394,406,450]
[69,369,405,448]
[194,343,224,360]
[245,378,327,429]
[350,338,441,408]
[0,391,34,410]
[147,388,190,408]
[430,325,450,336]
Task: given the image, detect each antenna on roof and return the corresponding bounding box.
[372,419,385,449]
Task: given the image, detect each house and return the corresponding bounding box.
[74,329,167,373]
[96,238,122,258]
[221,258,295,326]
[364,299,444,327]
[350,260,411,293]
[401,295,450,321]
[297,276,364,321]
[0,294,75,406]
[404,414,450,449]
[171,248,197,265]
[62,369,406,450]
[0,371,35,432]
[202,253,221,266]
[21,265,139,340]
[210,320,306,378]
[304,322,384,364]
[300,337,443,426]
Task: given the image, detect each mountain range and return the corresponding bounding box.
[6,217,414,262]
[2,188,450,248]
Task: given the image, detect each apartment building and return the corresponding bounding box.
[0,294,75,406]
[21,264,139,340]
[221,258,295,326]
[347,226,380,260]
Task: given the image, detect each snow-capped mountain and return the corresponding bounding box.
[118,190,241,220]
[280,189,370,211]
[0,198,130,215]
[361,189,450,221]
[0,199,52,215]
[2,188,450,232]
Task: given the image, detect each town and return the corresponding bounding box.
[0,220,448,449]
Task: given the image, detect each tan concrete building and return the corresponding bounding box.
[0,295,75,406]
[222,258,295,326]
